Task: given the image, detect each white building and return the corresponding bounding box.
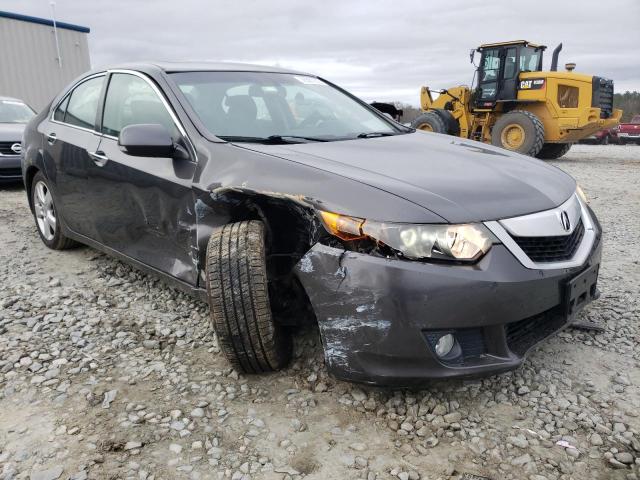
[0,10,91,112]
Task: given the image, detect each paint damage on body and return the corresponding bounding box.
[295,244,395,379]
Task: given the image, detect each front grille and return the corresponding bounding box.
[592,77,614,119]
[506,307,566,356]
[0,168,22,177]
[0,141,20,155]
[512,219,584,263]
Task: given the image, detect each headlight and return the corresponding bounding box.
[319,211,493,262]
[576,185,589,204]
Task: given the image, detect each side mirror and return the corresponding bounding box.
[118,124,175,157]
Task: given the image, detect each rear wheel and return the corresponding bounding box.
[31,172,77,250]
[411,111,447,134]
[491,110,545,157]
[205,220,291,374]
[536,143,572,160]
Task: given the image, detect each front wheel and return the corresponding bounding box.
[205,220,291,374]
[411,111,447,134]
[31,172,77,250]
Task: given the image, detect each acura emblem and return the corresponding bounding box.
[560,211,571,232]
[10,143,22,154]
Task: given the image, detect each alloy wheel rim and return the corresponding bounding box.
[33,181,56,241]
[501,123,526,149]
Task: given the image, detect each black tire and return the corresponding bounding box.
[432,109,461,136]
[205,220,291,374]
[491,110,545,157]
[31,172,77,250]
[536,143,572,160]
[411,111,447,134]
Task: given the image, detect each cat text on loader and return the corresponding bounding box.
[411,40,623,159]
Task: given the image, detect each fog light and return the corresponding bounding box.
[435,334,455,358]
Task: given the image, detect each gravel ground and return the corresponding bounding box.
[0,144,639,480]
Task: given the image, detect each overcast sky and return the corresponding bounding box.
[3,0,639,104]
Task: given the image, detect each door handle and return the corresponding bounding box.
[89,150,109,166]
[47,133,57,145]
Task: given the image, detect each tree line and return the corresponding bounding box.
[614,92,640,122]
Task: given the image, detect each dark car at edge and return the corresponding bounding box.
[1,96,36,183]
[21,62,602,386]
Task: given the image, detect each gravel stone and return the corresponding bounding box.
[0,145,638,480]
[30,466,64,480]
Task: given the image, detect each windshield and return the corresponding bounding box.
[519,47,542,72]
[0,99,36,123]
[170,71,401,142]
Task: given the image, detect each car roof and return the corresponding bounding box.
[0,96,27,103]
[102,61,311,76]
[478,40,546,51]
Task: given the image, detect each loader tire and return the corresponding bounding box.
[536,143,572,160]
[432,109,461,136]
[491,110,545,157]
[206,220,291,374]
[411,111,447,134]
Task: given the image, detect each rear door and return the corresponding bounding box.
[83,71,198,284]
[44,74,106,234]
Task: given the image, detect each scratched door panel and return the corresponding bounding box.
[84,136,198,284]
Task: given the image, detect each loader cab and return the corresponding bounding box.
[473,40,546,110]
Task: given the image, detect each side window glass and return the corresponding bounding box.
[102,73,179,139]
[482,49,501,82]
[64,76,104,129]
[504,48,517,79]
[54,94,70,122]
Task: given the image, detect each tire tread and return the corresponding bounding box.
[492,110,545,157]
[205,220,290,374]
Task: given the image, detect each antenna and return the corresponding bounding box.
[50,1,63,69]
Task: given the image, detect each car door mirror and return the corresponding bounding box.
[118,124,176,157]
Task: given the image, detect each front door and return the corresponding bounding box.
[84,72,198,285]
[474,48,501,109]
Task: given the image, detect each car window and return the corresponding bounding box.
[102,73,179,139]
[0,99,36,123]
[64,76,104,129]
[171,71,398,141]
[504,47,517,79]
[54,94,70,122]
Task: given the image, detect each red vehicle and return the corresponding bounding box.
[616,115,640,144]
[580,128,618,145]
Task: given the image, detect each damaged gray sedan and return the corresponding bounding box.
[22,62,601,386]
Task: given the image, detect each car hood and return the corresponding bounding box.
[0,123,26,142]
[236,132,576,223]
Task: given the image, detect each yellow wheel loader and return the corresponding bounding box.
[410,41,622,159]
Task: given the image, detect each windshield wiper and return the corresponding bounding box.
[266,135,329,143]
[219,135,329,144]
[356,132,397,138]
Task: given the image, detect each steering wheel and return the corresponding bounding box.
[298,110,329,129]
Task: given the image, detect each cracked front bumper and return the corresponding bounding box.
[0,155,22,183]
[295,232,601,387]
